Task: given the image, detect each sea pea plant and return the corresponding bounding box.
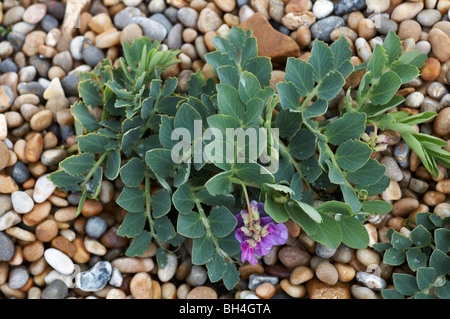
[48,27,450,290]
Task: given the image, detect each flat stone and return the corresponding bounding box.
[0,232,15,261]
[248,274,279,290]
[41,279,68,299]
[334,0,365,15]
[23,3,47,24]
[310,16,345,42]
[75,261,112,291]
[8,265,30,289]
[33,174,57,203]
[241,13,300,63]
[131,16,167,42]
[44,248,75,276]
[11,191,34,214]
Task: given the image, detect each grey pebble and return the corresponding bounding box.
[40,14,59,32]
[248,274,279,290]
[68,192,82,206]
[8,266,30,289]
[85,216,108,239]
[17,82,45,99]
[150,13,173,33]
[29,56,51,78]
[131,16,167,42]
[409,178,429,194]
[41,279,69,299]
[334,0,365,15]
[75,261,113,292]
[113,7,142,30]
[41,149,68,166]
[12,21,36,35]
[148,0,166,13]
[0,232,16,262]
[310,16,345,42]
[374,16,398,34]
[315,242,337,259]
[186,265,207,287]
[380,156,403,182]
[355,271,387,291]
[164,6,179,24]
[82,46,106,67]
[61,73,80,97]
[177,7,198,29]
[167,23,183,50]
[12,161,30,184]
[394,140,411,168]
[0,58,18,73]
[70,36,91,61]
[52,51,73,74]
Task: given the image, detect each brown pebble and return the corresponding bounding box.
[278,246,311,270]
[421,57,441,81]
[0,174,19,193]
[72,237,91,264]
[436,179,450,194]
[0,141,9,171]
[51,236,76,258]
[186,286,218,299]
[238,263,264,280]
[81,199,103,217]
[255,282,276,299]
[297,25,311,47]
[315,261,339,286]
[290,265,314,285]
[433,107,450,136]
[391,198,420,217]
[398,20,422,42]
[22,240,44,262]
[358,18,376,40]
[130,272,153,299]
[280,279,306,298]
[306,278,351,299]
[334,263,356,282]
[35,219,59,242]
[100,224,129,248]
[24,133,43,163]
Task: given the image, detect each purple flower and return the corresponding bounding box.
[235,200,288,265]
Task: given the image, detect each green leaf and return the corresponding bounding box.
[366,44,387,79]
[416,267,436,291]
[368,71,402,105]
[393,273,419,296]
[244,56,272,87]
[309,213,342,249]
[391,231,413,249]
[77,133,117,154]
[239,71,261,104]
[117,212,146,238]
[233,163,275,184]
[326,112,366,145]
[410,225,433,248]
[289,129,316,160]
[317,201,353,216]
[172,184,195,215]
[326,160,346,185]
[435,280,450,299]
[105,150,121,180]
[120,157,146,188]
[192,235,214,265]
[79,79,102,108]
[316,71,345,101]
[277,81,300,111]
[383,31,402,65]
[106,80,134,100]
[330,36,353,78]
[177,211,205,238]
[47,170,83,192]
[285,201,318,236]
[397,50,427,69]
[390,61,420,84]
[338,216,369,249]
[125,231,152,257]
[284,57,314,97]
[71,101,101,132]
[299,156,322,183]
[88,166,103,199]
[429,249,450,276]
[381,289,405,299]
[208,206,237,238]
[146,149,178,180]
[217,232,241,256]
[116,187,145,213]
[276,109,302,140]
[302,99,328,119]
[383,248,406,266]
[59,153,95,177]
[355,174,390,196]
[406,248,428,271]
[345,158,385,187]
[155,248,168,269]
[151,189,171,218]
[205,51,236,75]
[206,251,227,283]
[217,83,245,120]
[217,65,240,88]
[154,216,176,241]
[222,262,240,290]
[265,192,290,223]
[340,183,361,213]
[416,212,436,231]
[205,170,234,195]
[196,190,235,207]
[335,140,372,172]
[435,228,450,253]
[308,40,334,82]
[361,200,393,215]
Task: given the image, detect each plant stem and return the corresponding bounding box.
[80,152,108,188]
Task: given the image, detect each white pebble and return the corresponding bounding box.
[44,248,75,276]
[33,174,57,203]
[313,0,334,19]
[11,191,34,214]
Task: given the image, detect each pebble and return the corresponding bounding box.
[186,265,207,287]
[111,257,154,273]
[186,286,218,299]
[132,16,168,42]
[335,263,356,282]
[434,107,450,136]
[41,279,68,299]
[8,265,29,289]
[394,141,411,168]
[315,261,339,285]
[255,282,276,299]
[434,203,450,219]
[108,267,123,287]
[356,248,380,267]
[0,211,21,231]
[149,0,167,13]
[248,274,279,290]
[76,261,112,292]
[11,191,34,214]
[290,266,314,285]
[366,0,390,13]
[380,156,403,182]
[158,253,178,282]
[351,285,379,299]
[331,244,352,263]
[23,4,47,25]
[33,174,57,203]
[306,278,351,299]
[197,8,224,33]
[177,7,198,29]
[85,216,108,239]
[391,2,424,22]
[167,23,183,50]
[310,16,345,42]
[417,9,442,27]
[82,46,106,68]
[280,279,306,298]
[334,0,365,15]
[315,243,337,258]
[313,0,334,19]
[355,271,387,291]
[44,248,75,276]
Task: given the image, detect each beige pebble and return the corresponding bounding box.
[335,263,356,282]
[161,282,177,299]
[186,286,217,299]
[111,257,155,273]
[280,279,306,298]
[106,288,126,299]
[130,272,153,299]
[84,237,107,256]
[356,248,380,268]
[315,261,338,286]
[255,282,276,299]
[6,226,36,242]
[290,265,314,285]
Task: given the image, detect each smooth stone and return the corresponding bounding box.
[306,278,351,299]
[61,73,80,97]
[23,3,47,24]
[334,0,365,15]
[313,0,334,19]
[33,174,57,203]
[85,216,108,239]
[416,9,442,27]
[11,191,34,214]
[380,156,403,182]
[366,0,390,12]
[355,271,387,291]
[111,257,155,273]
[17,82,45,99]
[45,270,75,288]
[12,22,36,35]
[394,141,411,168]
[131,16,167,42]
[44,248,75,276]
[0,85,15,112]
[0,59,18,74]
[108,267,123,287]
[186,265,207,287]
[315,243,337,259]
[0,211,21,231]
[75,261,113,292]
[248,274,279,290]
[150,13,173,33]
[149,0,167,13]
[70,36,91,61]
[6,32,25,51]
[167,23,183,50]
[40,14,60,32]
[82,46,106,68]
[391,2,424,22]
[157,253,178,282]
[113,7,142,30]
[186,286,218,299]
[164,6,180,24]
[0,232,15,262]
[434,203,450,219]
[332,244,352,263]
[351,285,379,299]
[197,8,223,33]
[177,7,198,29]
[41,279,68,299]
[310,16,345,42]
[315,261,339,286]
[269,0,285,22]
[3,6,26,26]
[130,272,153,299]
[405,91,424,109]
[8,265,30,289]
